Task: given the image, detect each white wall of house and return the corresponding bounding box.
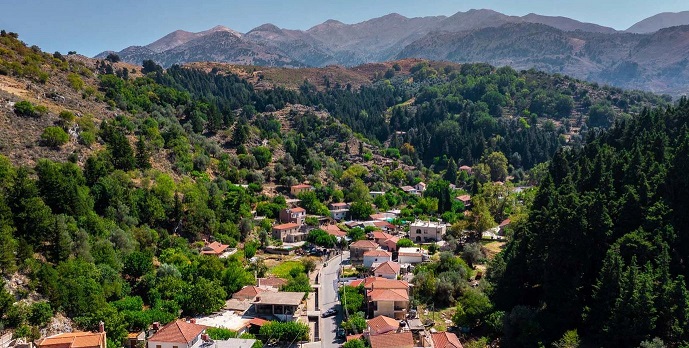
[398,254,423,264]
[330,210,348,220]
[373,270,398,279]
[363,254,392,267]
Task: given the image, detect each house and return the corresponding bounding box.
[279,207,306,225]
[431,332,464,348]
[379,236,399,252]
[373,221,396,232]
[349,240,380,264]
[459,165,472,175]
[254,291,304,321]
[257,277,287,291]
[368,331,414,348]
[349,277,410,319]
[147,320,207,348]
[499,218,511,233]
[330,202,350,210]
[37,329,107,348]
[455,195,472,209]
[369,231,395,245]
[232,286,265,301]
[367,288,409,319]
[290,184,313,196]
[366,315,399,335]
[414,182,426,192]
[200,241,230,256]
[400,186,419,196]
[369,191,386,198]
[272,223,305,242]
[330,208,349,221]
[363,250,392,267]
[322,224,347,239]
[126,332,145,348]
[370,212,396,221]
[410,221,447,242]
[397,247,425,264]
[373,261,401,279]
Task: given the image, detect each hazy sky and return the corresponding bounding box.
[1,0,687,56]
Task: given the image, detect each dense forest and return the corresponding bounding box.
[488,99,689,347]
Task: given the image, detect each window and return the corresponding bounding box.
[416,229,421,235]
[156,345,161,348]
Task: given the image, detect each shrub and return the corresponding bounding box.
[67,73,84,91]
[14,100,36,117]
[78,131,96,147]
[41,126,69,147]
[258,321,309,342]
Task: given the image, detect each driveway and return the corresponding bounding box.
[319,251,349,348]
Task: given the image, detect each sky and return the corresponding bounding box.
[1,0,688,57]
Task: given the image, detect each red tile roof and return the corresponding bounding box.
[499,218,511,227]
[431,332,464,348]
[38,332,107,348]
[456,195,471,202]
[373,221,395,230]
[273,222,300,230]
[367,315,399,335]
[370,231,394,240]
[322,224,347,237]
[248,318,269,327]
[232,286,263,300]
[148,320,207,344]
[369,332,413,348]
[289,207,306,213]
[368,288,409,301]
[459,165,472,171]
[373,261,401,275]
[201,241,229,255]
[364,250,392,258]
[350,240,379,249]
[349,277,409,290]
[257,277,288,289]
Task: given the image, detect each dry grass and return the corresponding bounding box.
[481,241,506,259]
[417,304,457,331]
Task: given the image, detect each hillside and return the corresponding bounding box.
[489,98,689,347]
[626,10,689,33]
[98,9,689,95]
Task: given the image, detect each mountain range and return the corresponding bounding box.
[97,9,689,95]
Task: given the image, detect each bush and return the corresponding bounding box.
[79,131,96,147]
[41,126,69,147]
[14,100,36,117]
[258,321,309,342]
[67,73,84,91]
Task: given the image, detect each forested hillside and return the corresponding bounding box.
[488,99,689,347]
[0,29,682,348]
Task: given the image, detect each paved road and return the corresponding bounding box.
[319,251,349,348]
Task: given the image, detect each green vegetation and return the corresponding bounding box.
[339,285,364,315]
[14,100,47,118]
[258,321,309,342]
[40,126,69,147]
[269,261,303,279]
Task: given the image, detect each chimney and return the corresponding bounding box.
[190,318,196,324]
[153,322,160,330]
[98,321,105,333]
[201,334,209,342]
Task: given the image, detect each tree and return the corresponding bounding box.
[341,312,366,334]
[106,53,121,63]
[339,286,364,315]
[135,136,151,170]
[108,132,135,171]
[483,151,508,182]
[343,339,366,348]
[347,227,366,242]
[452,289,493,328]
[349,201,373,220]
[307,229,336,247]
[444,158,458,184]
[281,273,311,293]
[251,147,272,167]
[185,277,227,315]
[123,251,153,279]
[397,238,414,248]
[41,126,69,147]
[552,329,580,348]
[141,60,162,74]
[258,321,309,342]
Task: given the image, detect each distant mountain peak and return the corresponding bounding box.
[248,23,282,34]
[627,11,689,33]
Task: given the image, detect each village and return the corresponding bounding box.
[6,162,523,348]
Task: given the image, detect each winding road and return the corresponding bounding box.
[319,251,349,348]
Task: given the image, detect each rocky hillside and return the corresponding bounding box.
[96,9,689,95]
[626,10,689,33]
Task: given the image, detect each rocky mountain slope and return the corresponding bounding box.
[97,9,689,95]
[626,10,689,33]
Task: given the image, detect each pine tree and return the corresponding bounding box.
[444,158,458,184]
[135,136,151,170]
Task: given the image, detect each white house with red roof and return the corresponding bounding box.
[366,315,399,335]
[200,241,230,256]
[147,319,207,348]
[373,261,401,279]
[363,249,392,267]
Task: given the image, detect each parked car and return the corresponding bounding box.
[336,328,346,339]
[321,308,338,318]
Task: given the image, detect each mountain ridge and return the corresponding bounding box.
[96,9,689,95]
